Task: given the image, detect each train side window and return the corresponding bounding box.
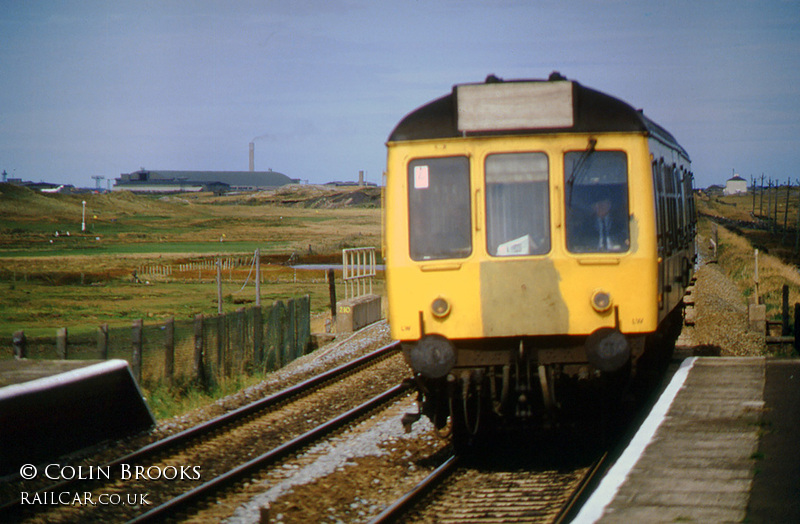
[659,160,673,254]
[677,166,687,245]
[564,150,629,253]
[686,171,697,236]
[485,152,550,256]
[666,164,679,250]
[407,156,472,261]
[653,160,666,250]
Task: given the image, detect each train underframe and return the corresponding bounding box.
[402,307,683,446]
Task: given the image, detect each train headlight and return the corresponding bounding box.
[407,335,456,379]
[590,289,612,313]
[431,297,451,318]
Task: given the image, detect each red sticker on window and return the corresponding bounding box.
[414,165,429,189]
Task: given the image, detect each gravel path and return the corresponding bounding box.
[678,241,765,357]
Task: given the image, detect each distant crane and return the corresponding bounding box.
[92,175,105,190]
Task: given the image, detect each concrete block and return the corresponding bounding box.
[336,294,381,333]
[0,359,154,476]
[748,303,766,334]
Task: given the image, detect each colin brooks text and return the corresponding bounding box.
[22,464,202,481]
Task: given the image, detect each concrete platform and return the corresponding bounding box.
[0,359,155,477]
[574,357,800,523]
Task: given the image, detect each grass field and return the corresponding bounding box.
[0,183,382,339]
[698,190,800,330]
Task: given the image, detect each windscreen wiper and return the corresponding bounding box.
[566,138,597,206]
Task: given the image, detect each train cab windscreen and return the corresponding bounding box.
[564,150,629,253]
[485,152,550,256]
[407,156,472,260]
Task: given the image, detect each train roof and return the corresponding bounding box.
[388,73,689,159]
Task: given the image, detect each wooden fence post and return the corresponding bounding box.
[236,307,246,374]
[269,301,286,368]
[767,179,772,229]
[328,268,337,323]
[253,305,263,365]
[57,327,68,359]
[164,317,175,384]
[218,313,227,378]
[98,324,109,360]
[783,179,791,244]
[298,295,311,355]
[255,249,261,307]
[216,259,223,315]
[132,320,142,383]
[795,185,800,256]
[782,285,790,336]
[194,314,206,387]
[774,180,779,229]
[12,330,26,359]
[795,303,800,357]
[286,298,297,361]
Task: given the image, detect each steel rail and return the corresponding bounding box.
[370,451,608,523]
[552,452,609,524]
[127,381,412,523]
[369,454,459,524]
[110,340,400,467]
[0,341,400,518]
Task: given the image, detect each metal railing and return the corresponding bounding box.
[342,247,376,299]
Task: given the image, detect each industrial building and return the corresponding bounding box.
[113,169,297,193]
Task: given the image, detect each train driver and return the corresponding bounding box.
[564,150,629,254]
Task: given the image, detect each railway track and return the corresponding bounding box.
[1,341,408,523]
[372,451,606,523]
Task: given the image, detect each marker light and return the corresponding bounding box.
[431,297,451,318]
[591,289,612,313]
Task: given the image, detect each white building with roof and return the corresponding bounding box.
[723,174,748,195]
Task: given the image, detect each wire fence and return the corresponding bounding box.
[5,296,311,389]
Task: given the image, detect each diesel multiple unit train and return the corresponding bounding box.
[384,73,696,442]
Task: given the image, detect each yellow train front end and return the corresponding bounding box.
[386,134,660,340]
[385,76,693,438]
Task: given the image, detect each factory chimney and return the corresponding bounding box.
[249,142,255,172]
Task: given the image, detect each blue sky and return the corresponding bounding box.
[1,1,798,189]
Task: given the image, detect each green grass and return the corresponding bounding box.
[0,276,382,339]
[143,374,271,420]
[0,184,381,419]
[0,240,292,257]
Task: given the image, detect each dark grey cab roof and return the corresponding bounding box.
[388,73,688,160]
